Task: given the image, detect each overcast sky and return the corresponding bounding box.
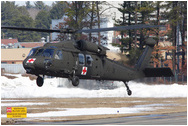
[15,1,54,6]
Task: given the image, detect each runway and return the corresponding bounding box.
[15,112,187,125]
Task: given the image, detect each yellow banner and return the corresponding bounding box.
[7,107,27,118]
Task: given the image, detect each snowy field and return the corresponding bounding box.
[1,74,187,98]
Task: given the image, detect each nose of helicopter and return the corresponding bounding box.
[23,57,35,73]
[23,57,53,74]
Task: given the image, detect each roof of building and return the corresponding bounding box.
[1,39,18,45]
[19,42,44,48]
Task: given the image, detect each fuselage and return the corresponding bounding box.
[23,40,144,82]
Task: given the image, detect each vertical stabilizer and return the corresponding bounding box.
[135,38,156,70]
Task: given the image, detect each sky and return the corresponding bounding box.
[15,1,54,6]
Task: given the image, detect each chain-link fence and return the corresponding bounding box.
[135,74,187,84]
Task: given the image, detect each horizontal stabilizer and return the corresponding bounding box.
[143,68,174,77]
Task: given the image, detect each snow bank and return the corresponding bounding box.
[1,74,187,98]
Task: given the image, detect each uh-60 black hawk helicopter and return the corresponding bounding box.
[2,24,173,96]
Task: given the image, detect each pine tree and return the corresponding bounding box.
[1,1,41,41]
[49,2,67,19]
[114,2,136,51]
[34,1,45,10]
[35,10,51,38]
[25,1,33,9]
[137,1,155,49]
[164,1,185,74]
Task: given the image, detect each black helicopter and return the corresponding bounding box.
[2,24,173,96]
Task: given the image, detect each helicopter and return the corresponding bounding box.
[2,24,173,96]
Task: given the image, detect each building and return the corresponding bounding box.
[1,38,19,48]
[1,48,31,64]
[1,38,45,64]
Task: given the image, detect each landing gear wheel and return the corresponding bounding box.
[124,81,132,96]
[72,76,79,86]
[127,89,132,96]
[36,76,44,87]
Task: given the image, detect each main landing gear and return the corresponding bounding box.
[72,76,79,86]
[36,75,44,87]
[124,81,132,96]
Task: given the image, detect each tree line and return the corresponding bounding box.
[1,1,67,42]
[114,1,186,75]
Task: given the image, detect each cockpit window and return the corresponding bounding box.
[35,49,44,56]
[42,49,54,58]
[28,48,38,56]
[55,50,63,60]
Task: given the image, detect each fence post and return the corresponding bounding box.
[182,74,184,84]
[175,73,178,83]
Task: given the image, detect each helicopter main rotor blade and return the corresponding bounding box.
[1,26,75,34]
[76,24,164,33]
[2,24,164,34]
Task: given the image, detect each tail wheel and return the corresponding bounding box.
[124,81,132,96]
[36,76,44,87]
[72,76,79,86]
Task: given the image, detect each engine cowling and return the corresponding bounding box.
[75,40,107,55]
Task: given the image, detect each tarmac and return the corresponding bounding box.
[1,97,187,125]
[14,112,187,125]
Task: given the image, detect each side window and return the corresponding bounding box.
[86,55,93,66]
[55,50,63,60]
[78,53,85,65]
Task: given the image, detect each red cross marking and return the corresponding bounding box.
[82,67,87,74]
[81,67,87,75]
[28,59,34,63]
[27,58,36,63]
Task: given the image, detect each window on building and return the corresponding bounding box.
[159,26,166,31]
[78,53,85,65]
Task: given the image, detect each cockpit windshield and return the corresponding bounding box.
[35,49,44,56]
[42,49,54,58]
[28,48,55,58]
[28,48,38,56]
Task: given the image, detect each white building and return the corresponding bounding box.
[50,1,123,45]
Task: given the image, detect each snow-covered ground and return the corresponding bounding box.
[1,74,187,98]
[1,106,154,118]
